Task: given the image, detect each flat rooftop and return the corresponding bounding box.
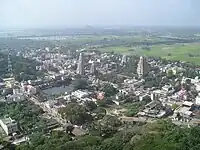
[1,117,16,125]
[3,78,15,82]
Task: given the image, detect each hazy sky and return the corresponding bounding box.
[0,0,199,28]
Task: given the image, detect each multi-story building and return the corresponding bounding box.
[0,117,18,135]
[137,56,149,77]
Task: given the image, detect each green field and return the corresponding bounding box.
[138,43,200,64]
[99,43,200,64]
[99,46,133,54]
[59,35,162,45]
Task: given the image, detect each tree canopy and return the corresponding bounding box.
[73,79,88,91]
[59,103,92,125]
[100,83,118,97]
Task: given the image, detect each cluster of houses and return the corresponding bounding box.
[2,45,200,147]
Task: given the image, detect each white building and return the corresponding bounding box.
[24,85,37,95]
[196,94,200,105]
[151,93,159,101]
[71,90,89,99]
[195,83,200,92]
[6,93,25,102]
[7,87,26,102]
[0,117,18,135]
[182,77,199,85]
[153,89,168,97]
[162,84,173,92]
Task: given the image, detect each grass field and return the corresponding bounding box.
[99,46,132,53]
[60,35,162,44]
[99,43,200,64]
[137,43,200,64]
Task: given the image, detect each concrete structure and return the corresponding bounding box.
[137,56,149,77]
[3,77,15,88]
[151,93,159,101]
[6,93,25,102]
[121,55,127,65]
[26,85,37,95]
[174,101,194,119]
[76,53,85,75]
[90,62,97,74]
[195,94,200,105]
[0,117,18,135]
[195,83,200,92]
[21,84,37,95]
[137,100,168,118]
[13,136,29,145]
[43,100,65,118]
[71,90,89,99]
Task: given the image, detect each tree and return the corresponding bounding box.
[65,125,75,134]
[84,101,97,111]
[100,83,118,97]
[59,103,92,125]
[93,107,106,120]
[96,99,107,107]
[182,127,200,150]
[51,130,67,138]
[167,69,174,78]
[168,53,172,56]
[101,115,121,128]
[97,115,122,137]
[101,136,124,150]
[73,79,88,90]
[30,133,46,146]
[124,102,145,117]
[171,103,179,110]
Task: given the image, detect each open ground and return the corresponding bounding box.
[99,43,200,64]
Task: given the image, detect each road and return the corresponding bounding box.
[119,116,156,123]
[29,96,69,126]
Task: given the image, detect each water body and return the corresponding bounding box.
[18,36,69,41]
[43,85,73,95]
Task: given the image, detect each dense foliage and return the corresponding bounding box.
[72,79,89,91]
[0,52,44,81]
[14,119,200,150]
[0,102,47,134]
[59,103,92,125]
[100,83,118,97]
[124,102,146,117]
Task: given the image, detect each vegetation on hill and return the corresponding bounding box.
[14,119,200,150]
[0,102,48,134]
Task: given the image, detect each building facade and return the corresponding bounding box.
[90,62,97,74]
[137,56,149,77]
[76,53,85,75]
[0,117,18,135]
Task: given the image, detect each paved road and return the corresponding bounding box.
[119,116,156,123]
